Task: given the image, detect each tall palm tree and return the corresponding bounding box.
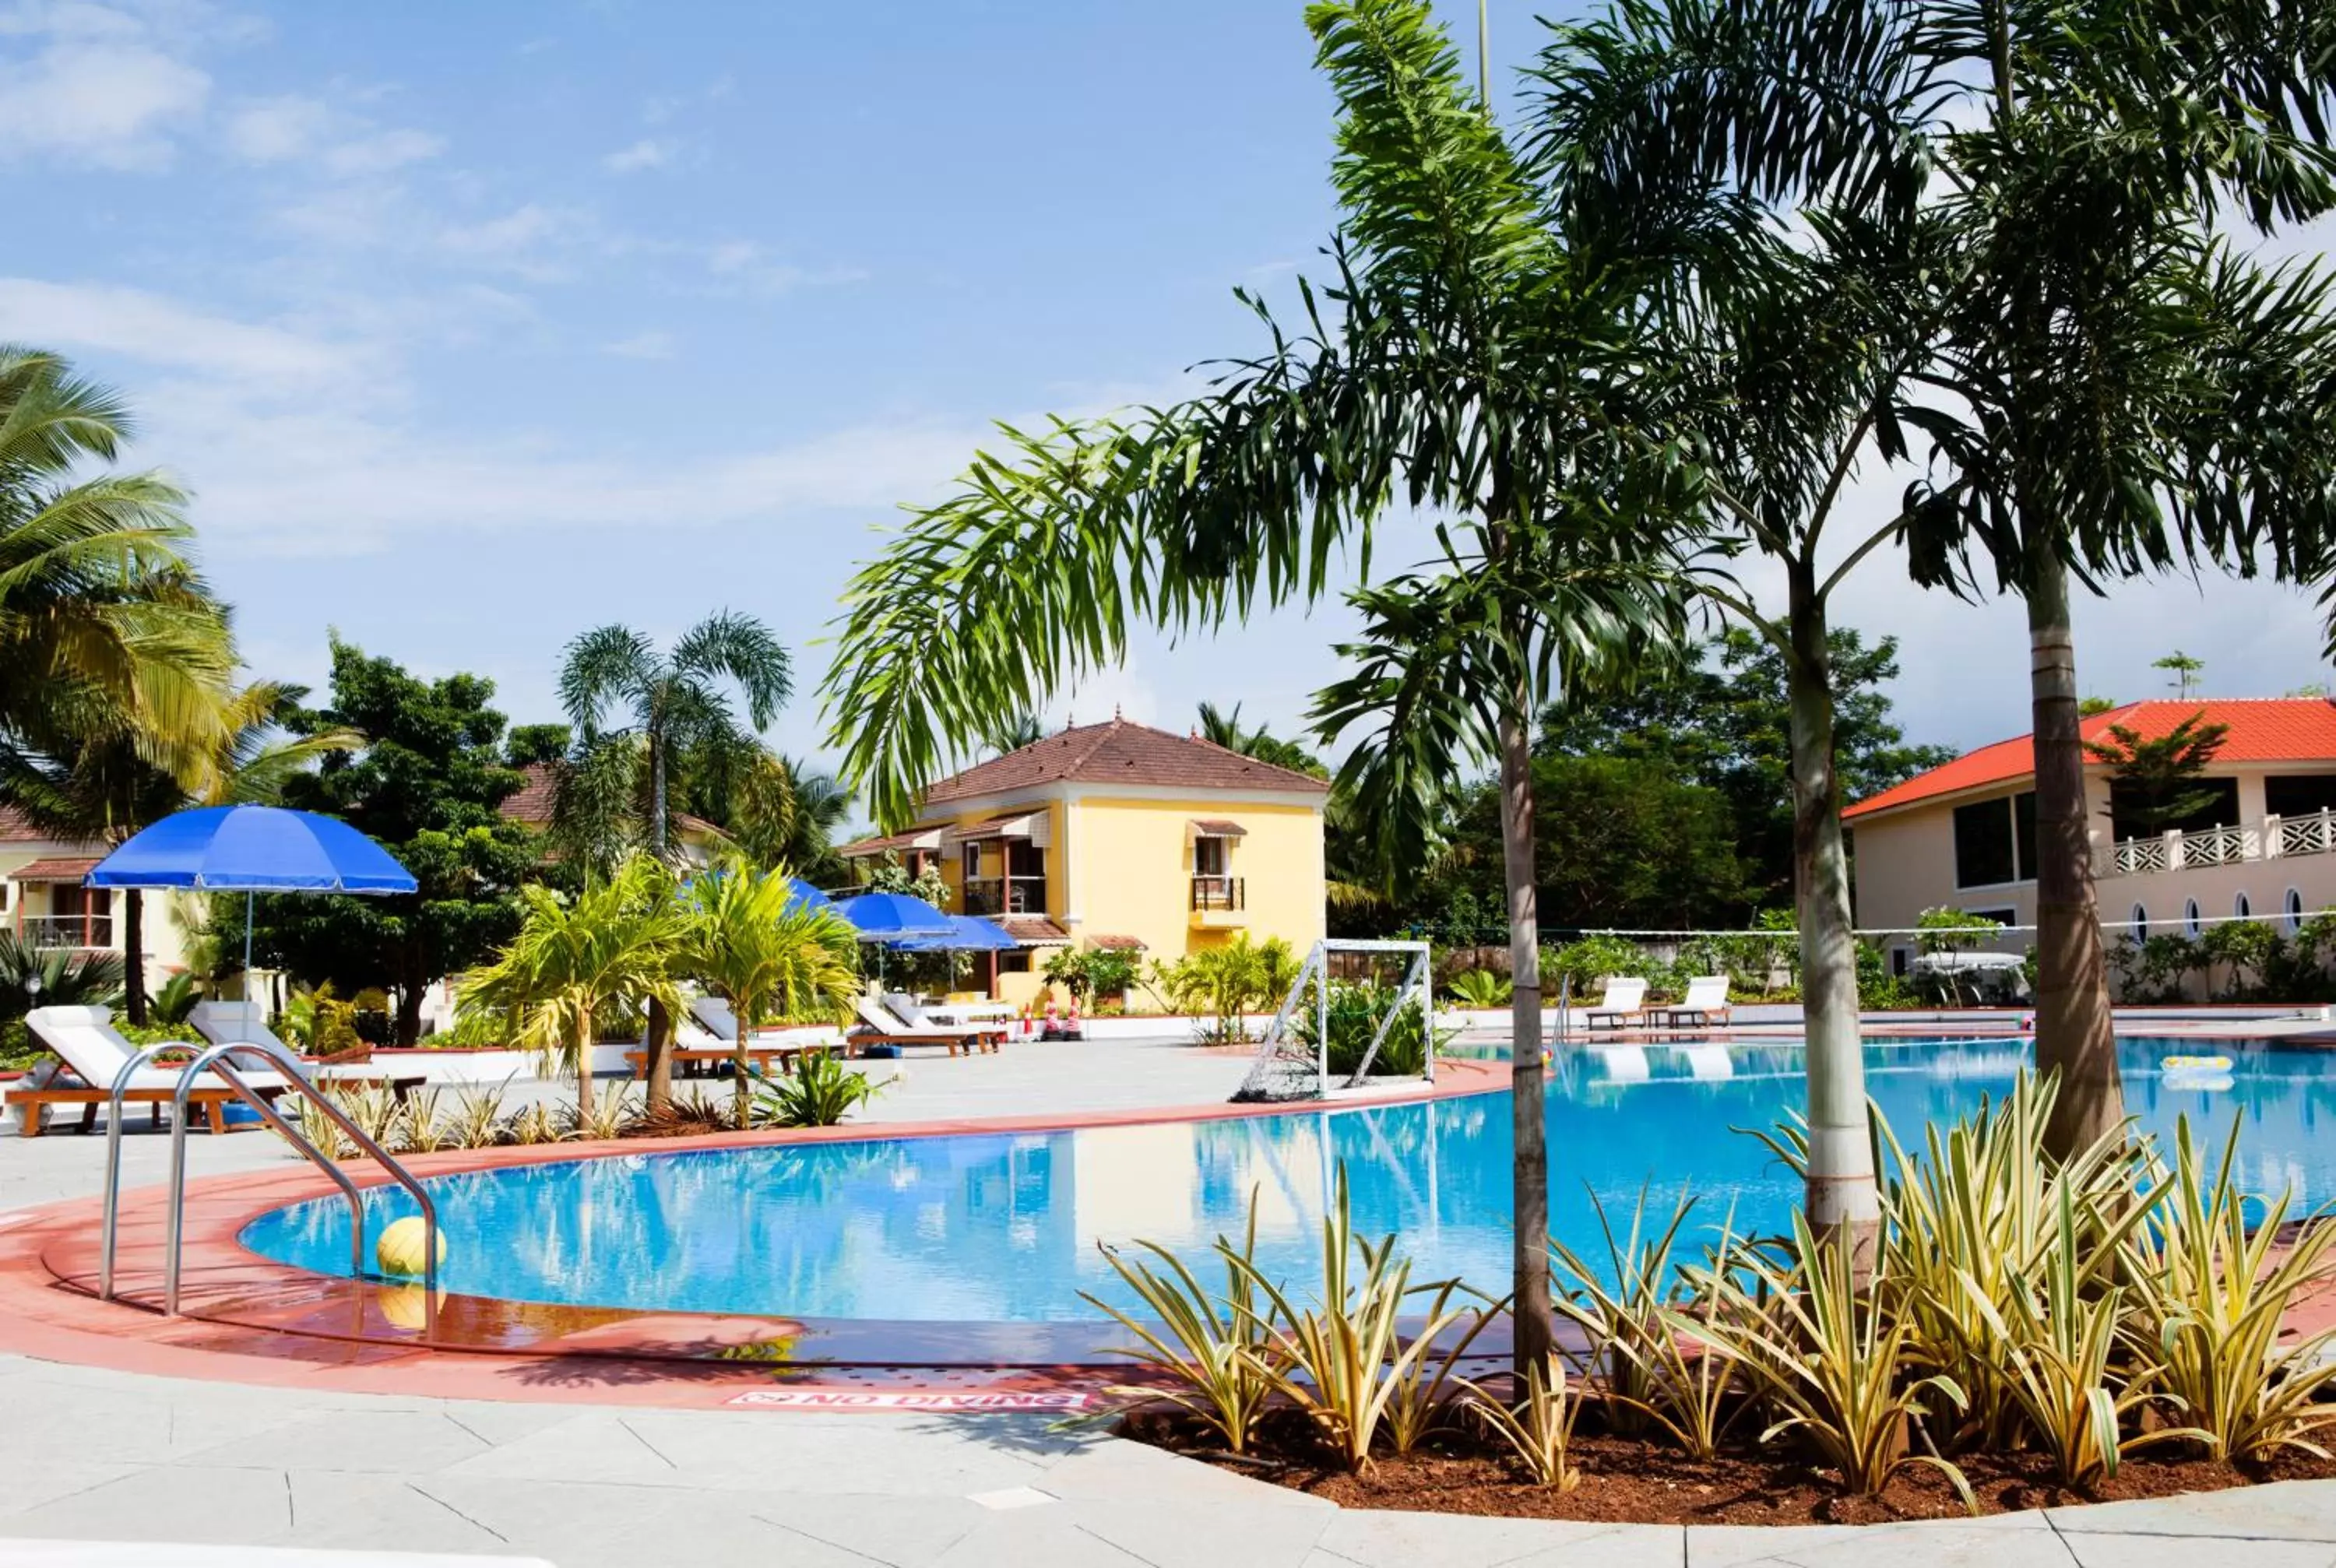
[0,348,233,751]
[681,861,860,1126]
[1546,0,2336,1155]
[557,611,792,1106]
[0,680,357,1020]
[459,853,686,1120]
[1195,701,1328,778]
[822,0,1694,1373]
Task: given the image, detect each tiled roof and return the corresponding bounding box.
[836,828,941,859]
[998,916,1070,946]
[1087,933,1145,951]
[9,856,99,883]
[1844,698,2336,822]
[499,761,722,838]
[0,807,44,843]
[923,717,1330,804]
[501,762,558,824]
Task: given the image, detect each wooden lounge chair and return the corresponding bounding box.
[7,1005,293,1137]
[1579,976,1649,1031]
[642,997,844,1078]
[849,997,1005,1057]
[893,991,1016,1027]
[1655,975,1732,1031]
[187,1001,427,1100]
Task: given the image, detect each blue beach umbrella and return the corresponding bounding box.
[887,914,1016,953]
[831,891,953,941]
[785,877,835,915]
[87,803,418,979]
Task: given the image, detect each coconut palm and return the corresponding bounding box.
[459,853,687,1120]
[557,612,792,1105]
[0,347,234,752]
[680,861,860,1127]
[822,0,1696,1372]
[1540,0,2336,1155]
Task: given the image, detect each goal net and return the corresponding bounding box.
[1231,938,1435,1103]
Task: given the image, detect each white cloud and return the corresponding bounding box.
[704,238,863,295]
[0,27,208,168]
[603,330,674,360]
[225,92,442,176]
[601,136,671,174]
[0,276,369,386]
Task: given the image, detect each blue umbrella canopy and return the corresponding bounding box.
[786,877,835,915]
[831,891,952,941]
[86,804,417,895]
[887,913,1017,953]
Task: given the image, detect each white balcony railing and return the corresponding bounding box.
[19,914,114,949]
[2099,809,2335,879]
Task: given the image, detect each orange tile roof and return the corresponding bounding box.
[923,717,1329,804]
[1843,698,2336,822]
[0,807,44,843]
[8,856,99,883]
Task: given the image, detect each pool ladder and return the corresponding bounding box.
[93,1036,440,1342]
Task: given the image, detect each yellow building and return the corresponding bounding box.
[839,717,1329,1005]
[1,807,195,991]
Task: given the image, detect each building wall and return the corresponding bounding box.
[1849,762,2336,988]
[1066,795,1326,972]
[0,840,195,986]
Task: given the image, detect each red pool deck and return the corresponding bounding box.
[0,1062,1508,1410]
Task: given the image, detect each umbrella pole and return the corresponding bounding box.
[244,891,254,1002]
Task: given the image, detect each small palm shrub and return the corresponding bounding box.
[145,972,202,1027]
[632,1087,735,1137]
[752,1053,887,1127]
[1293,981,1442,1078]
[1444,969,1513,1008]
[442,1079,512,1148]
[1461,1353,1588,1491]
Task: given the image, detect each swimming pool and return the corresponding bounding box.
[240,1035,2334,1324]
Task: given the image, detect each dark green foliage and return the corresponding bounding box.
[1293,981,1434,1078]
[2086,712,2233,837]
[751,1052,887,1127]
[235,637,541,1044]
[1043,944,1142,1004]
[504,724,572,767]
[145,971,201,1026]
[0,932,125,1018]
[1543,628,1954,912]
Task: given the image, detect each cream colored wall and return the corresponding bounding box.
[0,842,195,983]
[1067,796,1326,969]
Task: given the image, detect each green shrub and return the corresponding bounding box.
[1444,969,1512,1008]
[1293,981,1440,1078]
[1543,934,1646,998]
[752,1052,888,1127]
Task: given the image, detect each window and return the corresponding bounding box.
[1953,792,2036,888]
[962,842,981,885]
[1004,842,1047,913]
[2235,891,2251,922]
[2184,898,2201,939]
[2130,904,2148,941]
[2289,888,2308,935]
[2109,776,2239,839]
[2267,774,2336,820]
[1193,835,1228,877]
[997,950,1033,974]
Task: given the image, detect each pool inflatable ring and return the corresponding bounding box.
[2162,1055,2233,1074]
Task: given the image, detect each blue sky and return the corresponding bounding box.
[2,0,2329,817]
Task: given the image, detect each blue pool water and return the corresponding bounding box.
[239,1035,2336,1323]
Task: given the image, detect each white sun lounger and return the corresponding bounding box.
[9,1005,298,1137]
[1579,976,1648,1030]
[188,1002,428,1095]
[1655,975,1732,1030]
[850,997,1004,1057]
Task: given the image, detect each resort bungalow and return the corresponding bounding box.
[1845,698,2336,980]
[837,715,1329,1007]
[1,807,195,983]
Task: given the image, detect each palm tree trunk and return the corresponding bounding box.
[1498,690,1553,1376]
[575,1018,596,1122]
[1786,570,1879,1266]
[2026,543,2121,1155]
[644,728,674,1109]
[122,890,146,1025]
[732,997,754,1130]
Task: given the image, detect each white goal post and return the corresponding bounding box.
[1230,938,1435,1103]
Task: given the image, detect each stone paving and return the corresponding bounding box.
[9,1038,2336,1564]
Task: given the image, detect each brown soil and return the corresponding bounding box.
[1123,1411,2336,1526]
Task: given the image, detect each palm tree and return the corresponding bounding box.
[983,712,1046,757]
[555,613,793,864]
[1540,0,2336,1156]
[680,861,860,1126]
[821,0,1694,1373]
[557,612,792,1104]
[459,853,686,1120]
[1196,702,1328,778]
[0,347,233,752]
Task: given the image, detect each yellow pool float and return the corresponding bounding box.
[2161,1054,2233,1074]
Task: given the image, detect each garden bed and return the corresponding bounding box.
[1124,1408,2336,1525]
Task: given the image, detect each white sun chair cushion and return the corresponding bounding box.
[26,1006,291,1093]
[853,997,1008,1041]
[1673,976,1730,1015]
[1581,976,1648,1026]
[881,991,935,1028]
[186,1000,411,1086]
